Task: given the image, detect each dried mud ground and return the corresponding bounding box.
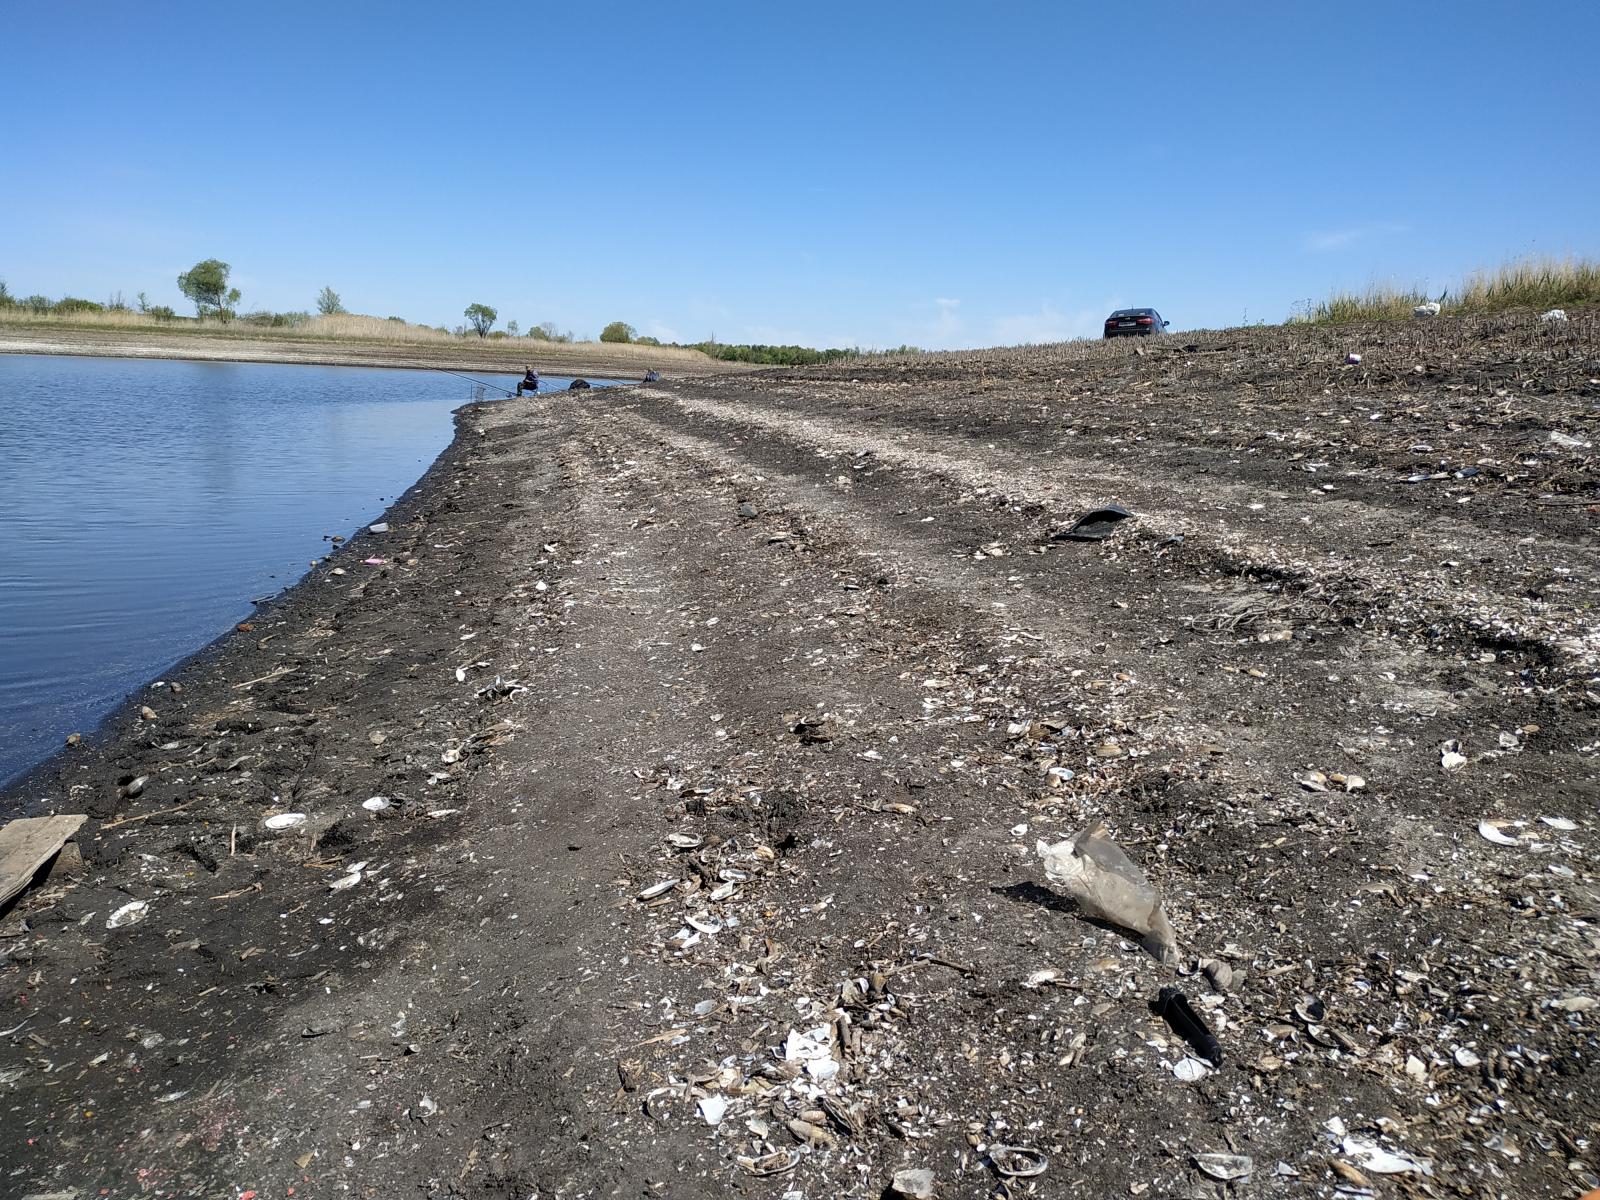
[3,313,1598,1200]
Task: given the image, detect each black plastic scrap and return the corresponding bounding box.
[1153,986,1223,1066]
[1054,503,1135,542]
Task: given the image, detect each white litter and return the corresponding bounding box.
[263,812,307,831]
[106,900,149,929]
[1173,1056,1211,1082]
[697,1095,729,1125]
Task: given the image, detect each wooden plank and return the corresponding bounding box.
[0,815,88,908]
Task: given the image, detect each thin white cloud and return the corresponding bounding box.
[1304,222,1409,253]
[987,304,1103,346]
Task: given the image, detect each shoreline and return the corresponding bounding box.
[0,323,755,378]
[0,397,487,807]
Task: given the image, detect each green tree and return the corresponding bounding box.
[0,279,12,307]
[464,302,497,337]
[316,286,347,315]
[177,258,241,319]
[600,321,635,343]
[506,319,519,337]
[136,291,150,313]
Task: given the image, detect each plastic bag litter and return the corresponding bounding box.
[1037,820,1179,964]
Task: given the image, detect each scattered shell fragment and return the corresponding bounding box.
[362,796,390,812]
[697,1095,728,1125]
[1293,997,1326,1025]
[1194,1153,1253,1181]
[263,812,307,831]
[735,1149,800,1176]
[1342,1138,1431,1175]
[106,900,149,929]
[329,862,367,891]
[637,879,678,901]
[1540,815,1577,831]
[1329,1160,1372,1189]
[1477,820,1522,847]
[990,1146,1048,1178]
[1454,1047,1482,1068]
[1022,968,1063,989]
[1549,995,1597,1013]
[666,833,704,849]
[1441,741,1467,771]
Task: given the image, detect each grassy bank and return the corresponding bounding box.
[0,309,741,375]
[1298,255,1599,324]
[0,308,693,361]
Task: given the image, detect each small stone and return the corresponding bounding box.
[890,1167,935,1199]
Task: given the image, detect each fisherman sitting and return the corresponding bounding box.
[516,366,539,396]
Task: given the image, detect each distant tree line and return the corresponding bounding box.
[2,273,912,361]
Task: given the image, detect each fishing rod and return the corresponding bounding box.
[431,366,524,397]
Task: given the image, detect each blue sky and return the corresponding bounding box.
[3,1,1596,348]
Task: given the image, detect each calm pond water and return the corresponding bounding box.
[0,355,617,788]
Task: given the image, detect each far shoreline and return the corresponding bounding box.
[0,323,756,379]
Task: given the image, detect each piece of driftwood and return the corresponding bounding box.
[0,814,88,908]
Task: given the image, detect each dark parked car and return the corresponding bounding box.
[1103,308,1169,338]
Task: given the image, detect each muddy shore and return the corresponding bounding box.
[2,312,1597,1199]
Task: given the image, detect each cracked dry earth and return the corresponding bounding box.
[3,315,1598,1200]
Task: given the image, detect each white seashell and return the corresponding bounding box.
[686,915,722,934]
[1195,1153,1253,1181]
[697,1095,728,1125]
[1342,1137,1431,1175]
[638,879,678,900]
[1022,968,1062,989]
[362,796,390,812]
[329,869,363,891]
[1477,820,1522,847]
[666,832,703,849]
[1454,1047,1482,1068]
[263,812,307,830]
[709,882,740,902]
[1539,815,1577,831]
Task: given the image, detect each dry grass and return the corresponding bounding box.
[1300,256,1599,324]
[0,307,711,366]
